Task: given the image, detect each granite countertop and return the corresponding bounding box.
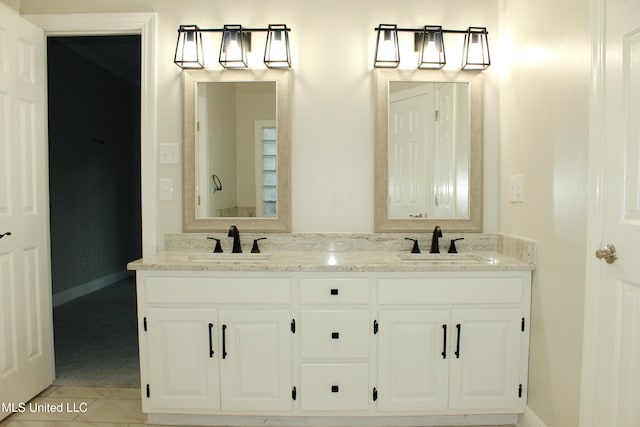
[127,250,534,273]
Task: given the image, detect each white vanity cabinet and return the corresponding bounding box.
[134,268,531,426]
[376,273,530,413]
[145,307,221,410]
[218,309,292,411]
[298,278,371,412]
[137,274,293,414]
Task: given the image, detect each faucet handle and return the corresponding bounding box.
[251,237,267,253]
[448,238,465,254]
[404,237,421,254]
[207,237,223,253]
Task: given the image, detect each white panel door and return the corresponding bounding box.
[146,308,220,410]
[388,86,431,219]
[583,0,640,424]
[219,309,292,411]
[448,309,521,410]
[376,310,450,411]
[0,3,52,419]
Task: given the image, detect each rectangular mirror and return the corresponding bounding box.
[374,69,483,232]
[183,70,291,232]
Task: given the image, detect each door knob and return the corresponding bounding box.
[595,243,617,264]
[0,232,11,239]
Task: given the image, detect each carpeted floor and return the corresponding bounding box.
[53,276,140,388]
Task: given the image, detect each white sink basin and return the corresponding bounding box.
[398,253,483,263]
[188,253,273,263]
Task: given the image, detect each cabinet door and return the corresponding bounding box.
[377,310,450,411]
[448,308,522,410]
[219,309,292,411]
[146,308,220,410]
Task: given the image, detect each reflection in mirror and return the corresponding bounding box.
[183,70,291,232]
[374,69,483,232]
[388,81,469,219]
[195,81,277,218]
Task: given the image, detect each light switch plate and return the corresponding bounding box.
[159,143,180,164]
[509,174,524,203]
[159,178,174,201]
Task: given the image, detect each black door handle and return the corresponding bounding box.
[441,324,447,359]
[455,324,461,358]
[208,323,214,357]
[0,232,12,239]
[222,324,227,359]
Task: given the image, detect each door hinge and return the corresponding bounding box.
[373,320,379,334]
[197,121,200,132]
[292,386,297,400]
[518,384,523,398]
[521,317,525,332]
[291,319,296,334]
[143,317,147,331]
[435,109,440,122]
[146,384,150,398]
[373,387,378,401]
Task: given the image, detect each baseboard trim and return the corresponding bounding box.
[518,407,548,427]
[52,270,133,307]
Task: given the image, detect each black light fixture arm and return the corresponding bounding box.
[178,26,291,34]
[373,25,488,35]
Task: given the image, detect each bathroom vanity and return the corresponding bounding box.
[129,236,533,426]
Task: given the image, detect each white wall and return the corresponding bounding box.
[17,0,500,239]
[497,1,590,426]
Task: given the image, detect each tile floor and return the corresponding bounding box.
[0,386,519,427]
[0,386,159,427]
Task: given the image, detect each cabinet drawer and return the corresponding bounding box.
[145,276,291,304]
[301,310,370,359]
[299,278,369,304]
[378,276,523,305]
[300,363,369,411]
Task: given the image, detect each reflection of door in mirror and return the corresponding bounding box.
[388,82,469,219]
[195,81,276,218]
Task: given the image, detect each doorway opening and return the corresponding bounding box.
[47,35,142,387]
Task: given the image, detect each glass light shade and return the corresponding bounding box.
[219,24,249,68]
[418,26,446,69]
[264,24,291,68]
[174,25,204,69]
[462,27,490,70]
[374,24,400,68]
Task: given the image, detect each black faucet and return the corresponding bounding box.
[430,226,443,253]
[228,225,242,253]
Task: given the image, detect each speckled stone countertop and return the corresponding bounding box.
[128,232,535,273]
[127,250,533,273]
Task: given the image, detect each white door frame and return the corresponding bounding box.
[24,12,158,257]
[580,0,610,425]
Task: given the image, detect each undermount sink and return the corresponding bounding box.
[398,253,483,263]
[188,253,273,263]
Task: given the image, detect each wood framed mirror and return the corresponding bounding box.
[374,69,483,232]
[182,69,291,232]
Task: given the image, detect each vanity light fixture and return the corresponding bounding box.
[373,24,490,70]
[461,27,490,70]
[417,25,446,69]
[174,25,205,69]
[373,24,400,68]
[264,24,292,68]
[173,24,292,69]
[219,24,249,68]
